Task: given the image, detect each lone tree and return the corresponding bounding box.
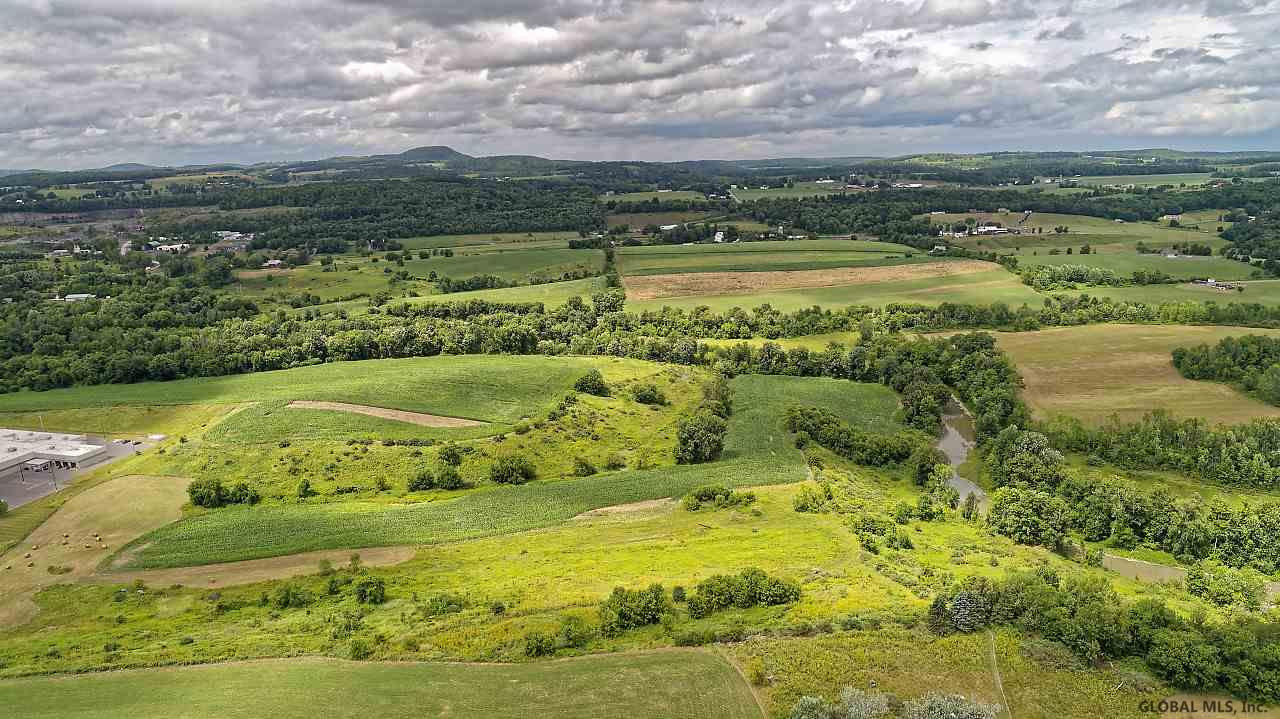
[574,369,609,396]
[675,411,727,464]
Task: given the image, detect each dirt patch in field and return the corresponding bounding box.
[623,260,996,300]
[0,475,190,628]
[286,401,486,427]
[98,546,416,587]
[573,498,677,520]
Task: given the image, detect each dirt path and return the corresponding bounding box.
[97,546,417,587]
[0,475,190,627]
[988,631,1013,719]
[286,401,487,427]
[624,260,996,300]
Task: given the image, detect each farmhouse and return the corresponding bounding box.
[0,429,108,475]
[262,259,285,268]
[155,243,191,254]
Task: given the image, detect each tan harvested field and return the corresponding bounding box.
[992,324,1280,425]
[100,546,416,588]
[624,260,997,301]
[0,475,190,627]
[285,401,487,427]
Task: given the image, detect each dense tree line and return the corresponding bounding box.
[744,180,1280,239]
[1042,410,1280,490]
[987,423,1280,570]
[1172,334,1280,404]
[928,570,1280,704]
[785,406,921,466]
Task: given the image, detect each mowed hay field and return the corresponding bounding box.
[627,263,1041,312]
[0,652,762,719]
[991,324,1280,425]
[616,240,919,276]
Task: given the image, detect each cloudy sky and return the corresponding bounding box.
[4,0,1280,169]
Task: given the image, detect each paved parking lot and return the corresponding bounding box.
[0,439,145,509]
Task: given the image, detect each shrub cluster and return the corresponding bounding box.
[598,584,671,636]
[489,454,536,484]
[675,411,727,464]
[187,478,260,508]
[784,406,918,466]
[682,484,756,511]
[573,368,609,396]
[927,570,1280,704]
[686,568,801,619]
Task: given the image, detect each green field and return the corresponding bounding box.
[1053,280,1280,306]
[606,211,715,228]
[0,653,761,719]
[397,231,581,250]
[929,211,1215,250]
[1073,173,1214,187]
[400,247,602,282]
[731,181,853,201]
[628,269,1042,313]
[617,240,919,276]
[230,248,600,307]
[736,631,1162,719]
[0,356,599,421]
[399,276,609,308]
[110,373,895,568]
[1016,250,1258,281]
[608,190,705,202]
[990,324,1280,425]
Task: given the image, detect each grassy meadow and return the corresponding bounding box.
[396,231,580,250]
[1055,280,1280,306]
[0,653,761,719]
[0,355,598,419]
[1015,250,1258,281]
[616,240,920,276]
[627,269,1042,313]
[229,247,601,307]
[990,324,1280,425]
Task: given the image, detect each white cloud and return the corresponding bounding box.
[1,0,1279,168]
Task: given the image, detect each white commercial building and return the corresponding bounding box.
[0,429,108,474]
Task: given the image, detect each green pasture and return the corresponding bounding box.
[606,211,715,229]
[387,231,582,250]
[1015,250,1258,280]
[608,190,705,202]
[1074,173,1214,187]
[618,249,924,277]
[112,372,893,567]
[736,631,1162,719]
[1057,280,1280,306]
[627,269,1042,313]
[990,324,1280,425]
[398,276,608,308]
[0,653,761,719]
[928,211,1210,248]
[725,375,902,461]
[0,356,601,422]
[400,247,602,282]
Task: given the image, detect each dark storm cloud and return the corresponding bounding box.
[2,0,1280,168]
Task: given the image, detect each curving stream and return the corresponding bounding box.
[933,402,1280,601]
[937,399,987,508]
